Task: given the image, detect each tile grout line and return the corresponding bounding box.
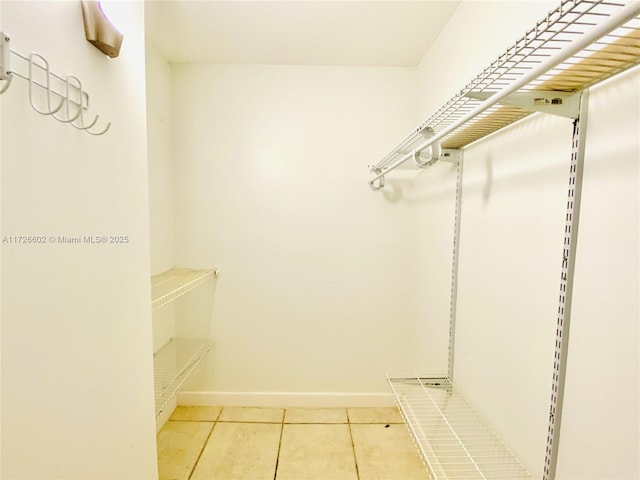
[186,408,223,480]
[217,420,284,424]
[272,408,286,480]
[346,409,361,480]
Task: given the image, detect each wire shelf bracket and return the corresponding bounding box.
[0,31,111,135]
[465,90,582,119]
[438,149,460,166]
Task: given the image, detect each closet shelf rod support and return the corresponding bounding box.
[368,0,640,187]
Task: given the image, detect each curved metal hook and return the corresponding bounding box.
[0,72,13,94]
[66,77,108,134]
[71,99,110,135]
[85,120,111,136]
[71,110,111,135]
[71,111,100,131]
[53,75,83,123]
[28,52,65,116]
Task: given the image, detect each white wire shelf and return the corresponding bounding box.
[151,267,217,311]
[388,376,533,480]
[154,337,214,416]
[371,0,640,185]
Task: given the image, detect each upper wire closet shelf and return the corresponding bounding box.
[0,32,110,135]
[369,0,640,189]
[151,267,219,311]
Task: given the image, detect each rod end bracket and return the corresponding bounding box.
[369,169,385,191]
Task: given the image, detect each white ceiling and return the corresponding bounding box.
[145,1,461,66]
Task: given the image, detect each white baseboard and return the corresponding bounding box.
[177,391,395,408]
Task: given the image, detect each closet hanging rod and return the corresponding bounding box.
[368,0,640,188]
[0,31,111,135]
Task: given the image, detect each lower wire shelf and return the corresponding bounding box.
[153,337,214,416]
[388,376,533,480]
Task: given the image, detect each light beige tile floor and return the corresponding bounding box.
[192,422,281,480]
[171,406,222,422]
[158,406,428,480]
[276,424,357,480]
[351,424,426,480]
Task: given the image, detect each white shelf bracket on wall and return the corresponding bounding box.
[438,149,460,165]
[466,90,582,119]
[0,31,111,135]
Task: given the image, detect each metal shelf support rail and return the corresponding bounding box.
[447,151,464,380]
[368,0,640,189]
[0,31,110,135]
[543,88,589,480]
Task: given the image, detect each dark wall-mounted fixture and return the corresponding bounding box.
[80,0,123,58]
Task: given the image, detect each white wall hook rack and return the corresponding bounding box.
[0,31,111,136]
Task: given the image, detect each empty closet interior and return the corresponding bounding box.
[1,1,638,479]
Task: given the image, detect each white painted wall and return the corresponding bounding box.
[1,2,158,478]
[555,69,639,480]
[413,2,639,479]
[77,1,635,477]
[146,42,174,276]
[0,5,3,475]
[145,40,181,430]
[171,64,448,395]
[145,41,176,355]
[452,70,640,480]
[455,114,572,477]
